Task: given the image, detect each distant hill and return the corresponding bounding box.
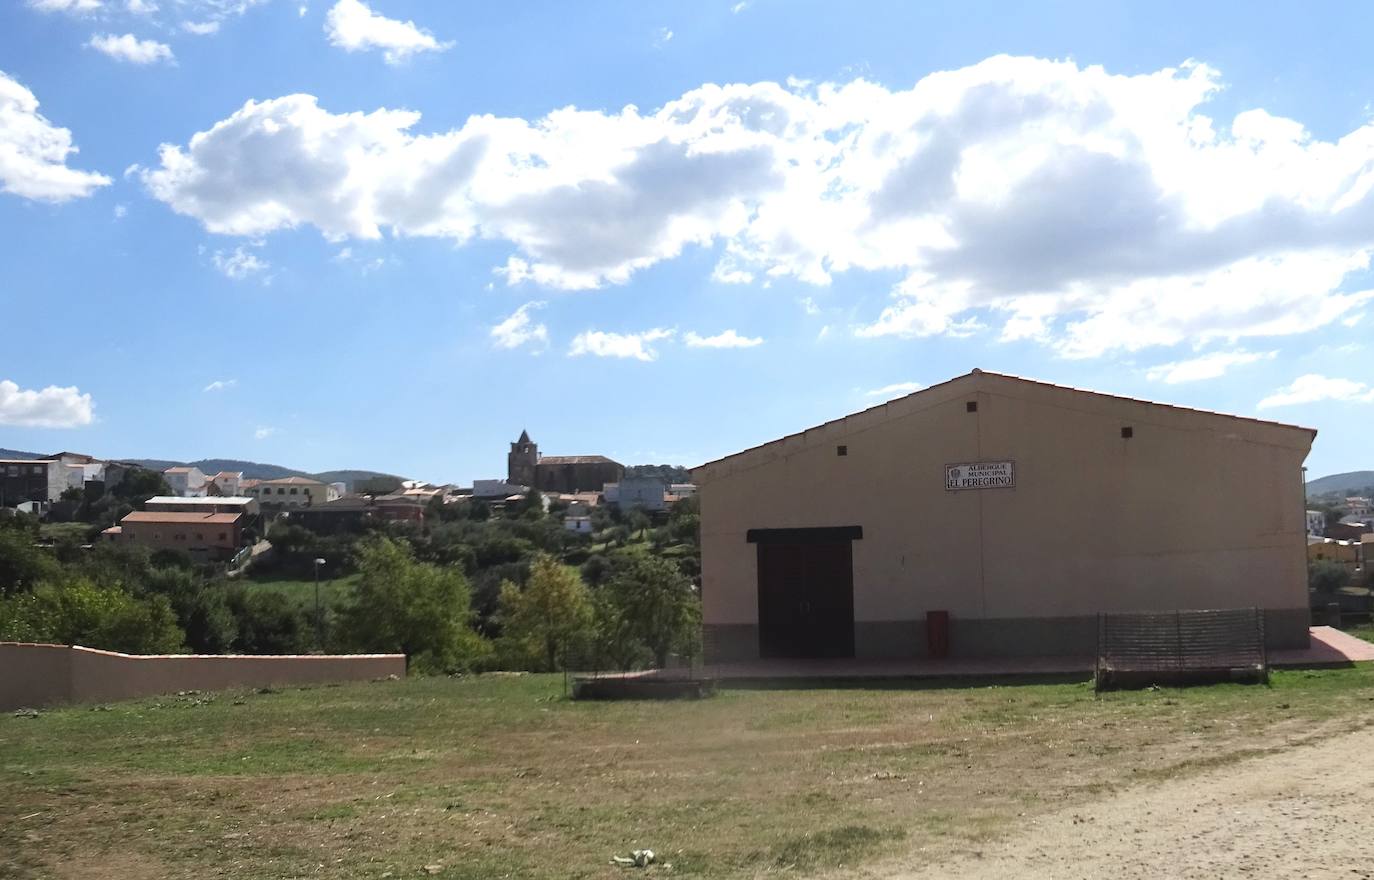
[625,464,693,483]
[137,459,401,490]
[0,448,44,460]
[1,448,398,491]
[1306,471,1374,498]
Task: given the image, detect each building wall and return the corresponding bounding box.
[165,468,207,497]
[254,481,330,507]
[0,460,66,504]
[120,517,242,560]
[616,476,667,511]
[695,373,1313,660]
[0,642,405,710]
[534,460,624,493]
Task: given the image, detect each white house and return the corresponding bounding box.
[164,466,208,497]
[614,476,668,512]
[209,471,243,496]
[563,501,594,533]
[1306,509,1325,537]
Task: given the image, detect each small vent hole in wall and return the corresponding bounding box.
[966,401,978,413]
[836,445,848,456]
[1121,426,1134,439]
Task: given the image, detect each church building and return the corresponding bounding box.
[508,431,624,494]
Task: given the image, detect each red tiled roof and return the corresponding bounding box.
[122,511,242,524]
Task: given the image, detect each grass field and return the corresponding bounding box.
[3,669,1374,879]
[238,572,361,612]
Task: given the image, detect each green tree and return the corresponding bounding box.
[225,589,309,654]
[625,509,651,541]
[0,577,184,653]
[592,589,650,671]
[1308,560,1348,596]
[336,535,487,673]
[0,527,60,596]
[495,554,593,671]
[111,467,172,503]
[603,554,701,668]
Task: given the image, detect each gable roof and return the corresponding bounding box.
[540,455,620,466]
[692,369,1317,478]
[258,476,325,486]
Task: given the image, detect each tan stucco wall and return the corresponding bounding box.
[0,643,405,710]
[695,373,1313,656]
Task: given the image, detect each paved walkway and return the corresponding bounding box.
[1271,625,1374,666]
[632,627,1373,683]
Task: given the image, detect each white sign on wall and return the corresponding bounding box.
[945,460,1015,491]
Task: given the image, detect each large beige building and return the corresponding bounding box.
[692,371,1314,662]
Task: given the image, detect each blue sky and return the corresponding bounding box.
[1,0,1372,483]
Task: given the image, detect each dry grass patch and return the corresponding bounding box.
[2,668,1373,879]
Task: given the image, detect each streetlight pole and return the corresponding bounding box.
[313,557,327,649]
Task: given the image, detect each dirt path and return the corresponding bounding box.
[892,724,1374,880]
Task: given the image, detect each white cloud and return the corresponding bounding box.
[86,33,175,64]
[1257,375,1374,409]
[0,379,94,428]
[27,0,102,12]
[211,246,270,280]
[34,0,265,34]
[731,1,748,12]
[203,378,237,392]
[865,381,924,398]
[654,27,673,47]
[490,301,548,350]
[254,425,277,440]
[0,71,111,202]
[799,296,820,315]
[324,0,452,64]
[1144,349,1275,384]
[113,203,127,218]
[569,329,673,361]
[136,56,1374,357]
[683,329,763,348]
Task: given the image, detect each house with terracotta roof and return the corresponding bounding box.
[107,510,244,561]
[693,369,1317,663]
[245,476,340,508]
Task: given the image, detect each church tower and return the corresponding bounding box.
[508,429,539,487]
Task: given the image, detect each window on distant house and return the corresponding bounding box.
[31,465,42,475]
[218,532,226,540]
[195,532,203,541]
[289,488,298,495]
[277,488,286,495]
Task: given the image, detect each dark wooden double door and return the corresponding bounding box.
[756,539,855,659]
